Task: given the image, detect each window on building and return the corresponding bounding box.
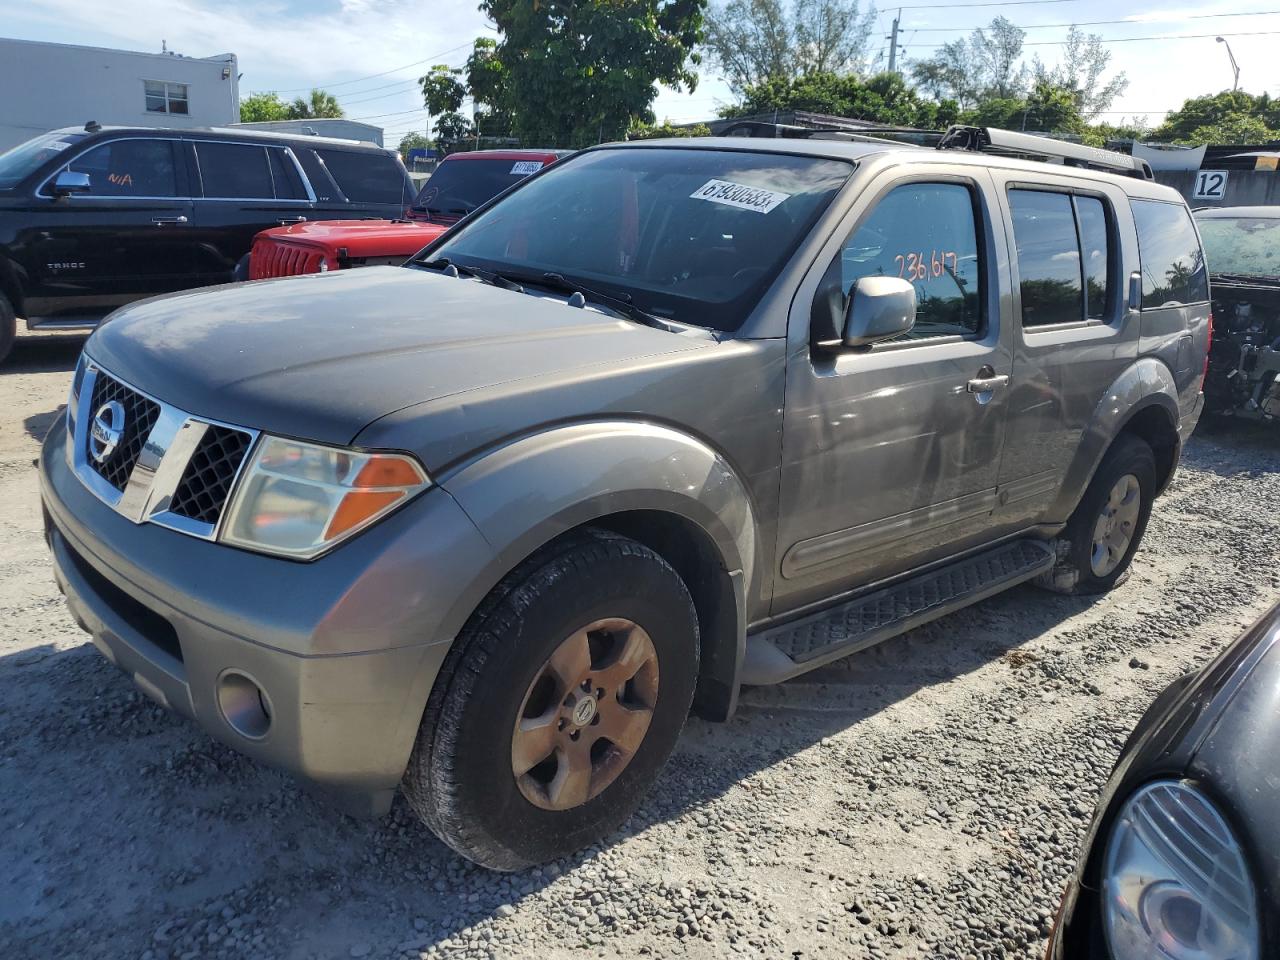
[834,182,983,339]
[144,80,189,116]
[1130,198,1209,308]
[64,139,180,197]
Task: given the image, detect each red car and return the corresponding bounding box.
[247,149,568,280]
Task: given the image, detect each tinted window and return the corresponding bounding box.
[411,157,544,217]
[295,149,343,203]
[838,182,982,338]
[1009,190,1082,327]
[65,139,179,197]
[1131,199,1208,308]
[196,142,273,199]
[428,147,852,331]
[0,131,88,190]
[1076,196,1111,319]
[316,149,406,204]
[268,148,307,200]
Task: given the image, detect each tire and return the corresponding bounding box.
[403,529,700,870]
[1037,434,1157,595]
[232,254,252,283]
[0,291,15,365]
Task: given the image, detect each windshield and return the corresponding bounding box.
[411,157,547,217]
[1198,216,1280,278]
[0,131,88,190]
[419,147,853,330]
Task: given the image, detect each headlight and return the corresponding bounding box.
[220,436,429,559]
[1103,780,1258,960]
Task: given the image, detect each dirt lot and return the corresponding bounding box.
[2,333,1279,960]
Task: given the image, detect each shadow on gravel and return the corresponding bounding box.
[24,406,63,443]
[2,333,85,374]
[1187,418,1279,478]
[0,582,1103,958]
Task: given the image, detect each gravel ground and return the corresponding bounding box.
[2,333,1278,960]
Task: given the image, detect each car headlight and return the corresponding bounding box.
[1103,780,1259,960]
[220,436,429,559]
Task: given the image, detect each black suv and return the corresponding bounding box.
[0,124,414,361]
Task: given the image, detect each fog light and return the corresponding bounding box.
[216,670,272,740]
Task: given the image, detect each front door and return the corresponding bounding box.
[24,137,194,322]
[773,171,1014,614]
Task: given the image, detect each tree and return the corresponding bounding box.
[239,92,290,123]
[287,89,343,120]
[466,0,705,148]
[397,131,432,161]
[1032,27,1127,121]
[627,121,711,139]
[419,64,474,155]
[465,38,516,139]
[910,17,1028,108]
[721,70,954,128]
[1182,115,1280,146]
[1152,91,1280,143]
[703,0,876,93]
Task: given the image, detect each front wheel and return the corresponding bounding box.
[1038,434,1156,595]
[403,530,699,870]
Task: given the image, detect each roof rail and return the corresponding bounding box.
[937,125,1154,180]
[716,119,937,147]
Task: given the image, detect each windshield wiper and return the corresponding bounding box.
[418,257,525,294]
[504,270,666,329]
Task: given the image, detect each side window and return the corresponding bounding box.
[196,143,274,200]
[838,182,982,339]
[316,149,407,204]
[1009,190,1083,327]
[1075,196,1111,320]
[295,149,344,203]
[1130,199,1209,308]
[64,139,179,197]
[268,148,308,200]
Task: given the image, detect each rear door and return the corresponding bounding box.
[185,139,315,284]
[23,136,195,322]
[989,172,1139,526]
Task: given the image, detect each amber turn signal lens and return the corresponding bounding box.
[324,490,404,540]
[353,456,425,488]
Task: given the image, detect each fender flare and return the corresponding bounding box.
[435,420,758,710]
[1049,357,1181,521]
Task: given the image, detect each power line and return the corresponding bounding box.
[908,9,1280,32]
[908,27,1280,49]
[894,0,1085,9]
[249,41,473,94]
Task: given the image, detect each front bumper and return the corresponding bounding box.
[39,417,494,814]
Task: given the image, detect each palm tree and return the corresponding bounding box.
[287,89,344,120]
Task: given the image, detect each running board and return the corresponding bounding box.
[741,539,1054,685]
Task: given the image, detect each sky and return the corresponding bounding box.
[3,0,1279,147]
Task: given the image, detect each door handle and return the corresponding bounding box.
[277,216,307,225]
[966,372,1010,394]
[151,216,188,225]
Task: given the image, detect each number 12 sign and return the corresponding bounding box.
[1192,170,1228,201]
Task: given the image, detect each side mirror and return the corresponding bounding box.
[841,276,917,347]
[52,170,91,197]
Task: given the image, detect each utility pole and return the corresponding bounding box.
[886,9,901,74]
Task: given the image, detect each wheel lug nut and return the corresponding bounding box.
[596,687,604,699]
[569,730,580,741]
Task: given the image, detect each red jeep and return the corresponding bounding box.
[247,149,567,280]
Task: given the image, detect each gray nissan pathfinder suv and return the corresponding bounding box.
[40,127,1209,869]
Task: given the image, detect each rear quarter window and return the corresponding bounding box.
[315,149,408,204]
[1130,199,1208,308]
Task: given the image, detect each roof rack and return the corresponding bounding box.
[937,125,1154,180]
[716,119,939,147]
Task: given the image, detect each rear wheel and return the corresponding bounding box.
[1038,434,1156,595]
[403,530,699,870]
[0,292,15,365]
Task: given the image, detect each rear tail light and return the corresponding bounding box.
[1202,312,1214,389]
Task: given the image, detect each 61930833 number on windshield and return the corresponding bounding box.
[895,250,958,282]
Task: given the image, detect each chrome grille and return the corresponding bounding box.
[86,370,161,491]
[169,426,253,525]
[70,362,259,541]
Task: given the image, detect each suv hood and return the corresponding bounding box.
[262,219,448,258]
[86,266,707,446]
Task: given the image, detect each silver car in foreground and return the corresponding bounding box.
[40,129,1209,868]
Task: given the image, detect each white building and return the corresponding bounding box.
[0,37,238,152]
[233,119,385,147]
